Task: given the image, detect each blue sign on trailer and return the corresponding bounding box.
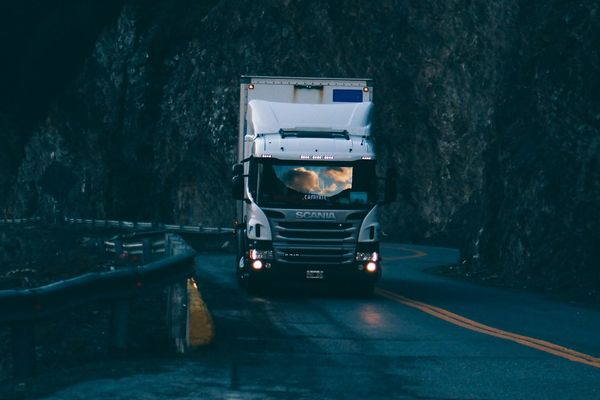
[333,89,363,102]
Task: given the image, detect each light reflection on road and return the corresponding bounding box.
[359,304,384,327]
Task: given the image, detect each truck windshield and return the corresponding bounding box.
[253,160,377,209]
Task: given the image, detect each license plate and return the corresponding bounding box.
[306,270,324,279]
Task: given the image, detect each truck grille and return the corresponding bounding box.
[269,216,362,266]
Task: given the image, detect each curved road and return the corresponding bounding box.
[39,243,600,399]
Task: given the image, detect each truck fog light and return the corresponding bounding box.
[252,260,263,270]
[366,262,377,272]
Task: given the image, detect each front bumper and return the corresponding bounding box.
[244,259,382,283]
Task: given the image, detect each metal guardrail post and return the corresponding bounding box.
[110,237,129,350]
[142,238,152,264]
[109,301,130,351]
[167,281,188,353]
[11,321,35,378]
[166,234,190,353]
[115,240,123,258]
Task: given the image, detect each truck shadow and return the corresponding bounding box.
[246,281,377,300]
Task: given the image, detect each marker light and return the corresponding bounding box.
[252,260,263,270]
[300,155,335,160]
[248,83,255,90]
[363,86,369,92]
[366,262,377,272]
[249,249,258,260]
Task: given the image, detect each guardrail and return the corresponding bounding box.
[63,217,234,235]
[104,232,168,263]
[1,216,234,236]
[0,217,42,225]
[0,231,196,379]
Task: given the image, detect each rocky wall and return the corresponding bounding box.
[1,0,597,292]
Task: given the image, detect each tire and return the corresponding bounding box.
[246,276,265,296]
[236,256,245,288]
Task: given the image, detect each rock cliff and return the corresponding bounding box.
[1,0,598,293]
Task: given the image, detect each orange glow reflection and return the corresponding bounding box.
[359,305,383,327]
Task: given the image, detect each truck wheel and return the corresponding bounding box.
[246,277,265,296]
[236,256,245,287]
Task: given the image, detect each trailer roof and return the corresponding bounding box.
[241,75,374,86]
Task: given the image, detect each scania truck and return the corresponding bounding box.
[232,76,396,294]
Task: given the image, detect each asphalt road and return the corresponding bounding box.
[38,243,600,400]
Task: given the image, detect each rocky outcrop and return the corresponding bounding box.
[470,1,600,293]
[1,0,598,292]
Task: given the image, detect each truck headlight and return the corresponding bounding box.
[355,251,379,262]
[249,249,274,260]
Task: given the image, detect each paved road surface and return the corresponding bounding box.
[38,243,600,399]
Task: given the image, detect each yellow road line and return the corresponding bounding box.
[376,288,600,369]
[384,247,428,261]
[187,278,214,347]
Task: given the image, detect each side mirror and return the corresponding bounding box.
[232,163,244,177]
[232,163,245,200]
[384,167,397,204]
[232,175,244,200]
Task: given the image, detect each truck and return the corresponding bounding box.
[231,76,396,295]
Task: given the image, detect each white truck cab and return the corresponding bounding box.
[232,76,396,294]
